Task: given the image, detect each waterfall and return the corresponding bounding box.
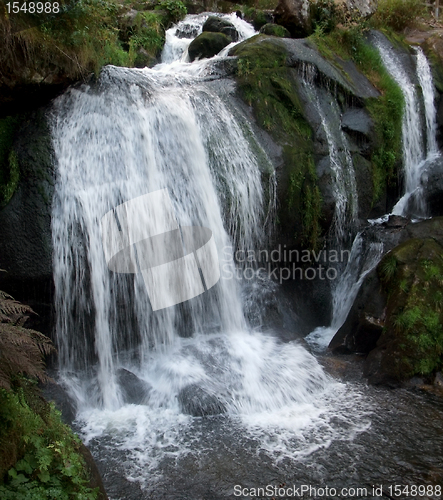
[415,46,439,157]
[375,37,439,216]
[51,60,281,408]
[46,16,384,487]
[306,233,383,349]
[300,64,359,244]
[299,65,382,350]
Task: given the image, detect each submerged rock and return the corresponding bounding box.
[178,384,227,416]
[202,16,239,42]
[117,368,151,405]
[188,32,231,61]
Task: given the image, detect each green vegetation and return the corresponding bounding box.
[311,28,404,204]
[0,117,21,208]
[0,0,187,86]
[0,290,98,499]
[371,0,425,31]
[232,36,322,248]
[0,385,98,500]
[378,238,443,379]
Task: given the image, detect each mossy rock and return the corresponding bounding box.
[188,32,231,61]
[259,23,291,37]
[202,16,239,42]
[365,236,443,383]
[242,7,273,30]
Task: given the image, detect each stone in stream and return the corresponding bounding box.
[117,368,151,405]
[188,32,231,62]
[178,384,227,416]
[202,16,239,42]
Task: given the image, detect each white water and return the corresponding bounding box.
[161,13,256,64]
[376,38,439,216]
[49,15,374,484]
[416,46,439,157]
[306,233,383,349]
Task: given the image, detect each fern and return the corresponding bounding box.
[0,291,55,390]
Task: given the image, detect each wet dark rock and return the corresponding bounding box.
[117,368,151,405]
[41,380,77,427]
[202,16,239,42]
[329,268,386,355]
[341,108,374,137]
[279,37,380,99]
[178,384,226,416]
[175,24,199,39]
[78,442,109,500]
[382,214,410,228]
[188,32,231,61]
[259,23,291,37]
[273,0,312,38]
[134,47,157,68]
[331,217,443,385]
[422,155,443,216]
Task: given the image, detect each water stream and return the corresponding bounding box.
[375,35,439,217]
[49,17,443,498]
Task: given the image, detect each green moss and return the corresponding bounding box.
[155,0,187,27]
[311,29,404,205]
[0,117,22,208]
[0,381,98,499]
[377,239,443,379]
[232,36,322,248]
[129,11,166,63]
[259,24,290,38]
[242,8,269,30]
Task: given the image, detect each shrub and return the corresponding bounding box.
[0,386,98,500]
[372,0,425,31]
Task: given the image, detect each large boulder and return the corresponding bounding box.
[273,0,313,38]
[177,384,226,416]
[188,32,231,61]
[202,16,239,42]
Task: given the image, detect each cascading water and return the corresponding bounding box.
[375,36,439,216]
[415,46,439,157]
[298,65,383,350]
[161,13,256,64]
[50,16,372,491]
[300,64,358,244]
